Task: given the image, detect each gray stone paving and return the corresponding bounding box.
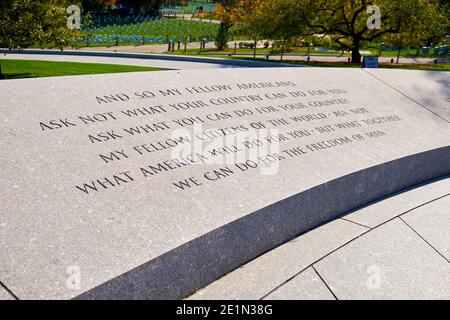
[263,267,335,300]
[188,178,450,300]
[0,285,14,300]
[189,219,367,300]
[315,218,450,299]
[402,196,450,262]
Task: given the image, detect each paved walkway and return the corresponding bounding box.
[0,48,294,70]
[77,41,218,54]
[188,177,450,300]
[74,42,449,64]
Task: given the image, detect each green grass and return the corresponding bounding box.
[0,59,168,79]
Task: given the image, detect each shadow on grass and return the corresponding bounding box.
[1,73,35,79]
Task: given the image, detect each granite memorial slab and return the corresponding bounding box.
[365,69,450,122]
[0,67,449,299]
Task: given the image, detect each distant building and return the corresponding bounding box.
[161,0,218,15]
[186,1,217,13]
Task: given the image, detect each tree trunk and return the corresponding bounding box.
[253,40,257,59]
[280,44,284,61]
[351,39,361,63]
[351,48,361,64]
[0,62,4,79]
[396,47,401,63]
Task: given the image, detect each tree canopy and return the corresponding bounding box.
[0,0,81,50]
[238,0,449,63]
[81,0,165,14]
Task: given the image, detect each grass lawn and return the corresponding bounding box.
[0,59,168,79]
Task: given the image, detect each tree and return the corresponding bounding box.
[259,0,449,63]
[230,0,266,58]
[214,0,237,50]
[244,10,267,59]
[0,0,81,49]
[257,0,309,60]
[214,0,270,52]
[215,22,230,51]
[383,1,447,62]
[0,0,80,78]
[81,0,118,12]
[118,0,165,15]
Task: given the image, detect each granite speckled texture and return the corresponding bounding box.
[345,177,450,228]
[263,267,335,300]
[0,286,14,301]
[365,69,450,122]
[315,219,450,299]
[0,68,449,299]
[188,219,366,300]
[187,178,450,300]
[402,195,450,261]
